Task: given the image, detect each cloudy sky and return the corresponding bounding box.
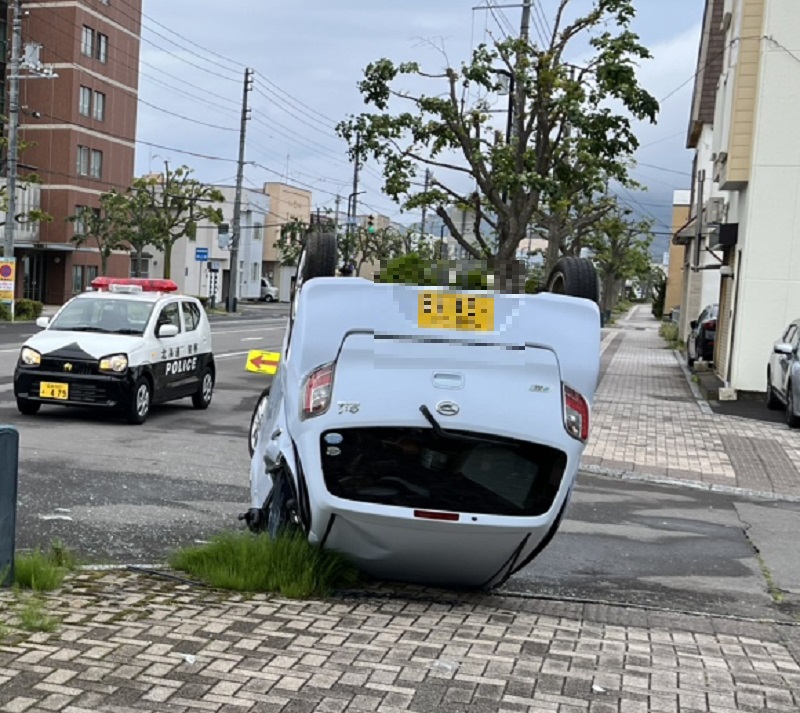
[136,0,704,256]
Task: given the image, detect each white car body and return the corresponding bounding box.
[260,278,278,302]
[249,277,600,588]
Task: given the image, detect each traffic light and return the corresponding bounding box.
[367,215,375,233]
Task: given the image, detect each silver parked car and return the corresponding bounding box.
[767,319,800,427]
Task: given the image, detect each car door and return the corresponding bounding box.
[776,324,798,399]
[179,300,207,394]
[153,300,192,402]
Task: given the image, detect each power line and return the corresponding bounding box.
[137,99,238,132]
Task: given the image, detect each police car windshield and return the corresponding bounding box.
[50,298,155,335]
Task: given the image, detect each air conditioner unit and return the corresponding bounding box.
[706,197,727,224]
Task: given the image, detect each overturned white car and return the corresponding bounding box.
[242,234,601,588]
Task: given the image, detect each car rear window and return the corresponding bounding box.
[320,427,567,517]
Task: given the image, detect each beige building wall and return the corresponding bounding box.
[666,198,691,316]
[262,183,312,291]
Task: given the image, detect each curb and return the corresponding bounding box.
[580,465,800,504]
[672,348,715,415]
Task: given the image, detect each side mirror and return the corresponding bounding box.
[690,320,698,330]
[35,317,50,329]
[774,343,794,356]
[157,323,179,338]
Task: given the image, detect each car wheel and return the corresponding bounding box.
[126,377,152,425]
[192,369,214,410]
[248,386,271,458]
[787,384,800,428]
[545,257,599,302]
[766,369,782,410]
[687,343,695,368]
[265,295,275,303]
[16,398,40,416]
[266,470,299,540]
[290,231,338,326]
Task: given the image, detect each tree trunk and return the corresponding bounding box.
[490,258,526,294]
[163,241,173,279]
[544,233,561,277]
[100,252,108,277]
[133,246,144,277]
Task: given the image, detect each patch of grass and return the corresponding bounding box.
[169,531,359,599]
[757,554,785,604]
[14,541,77,592]
[16,594,60,633]
[659,322,683,351]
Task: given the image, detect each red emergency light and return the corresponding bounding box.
[90,277,179,293]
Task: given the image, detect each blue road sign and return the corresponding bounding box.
[195,247,209,262]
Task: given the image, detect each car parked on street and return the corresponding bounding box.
[241,233,602,589]
[766,318,800,427]
[687,303,718,367]
[260,277,278,302]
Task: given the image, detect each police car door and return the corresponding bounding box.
[153,300,193,401]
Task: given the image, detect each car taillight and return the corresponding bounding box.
[703,320,717,331]
[563,384,590,442]
[302,363,335,419]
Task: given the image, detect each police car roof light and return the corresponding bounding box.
[90,277,179,293]
[109,284,144,293]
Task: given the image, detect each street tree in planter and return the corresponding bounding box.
[125,165,224,279]
[337,0,658,293]
[67,190,131,275]
[586,203,653,314]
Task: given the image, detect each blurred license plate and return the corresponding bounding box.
[40,381,69,400]
[418,292,494,331]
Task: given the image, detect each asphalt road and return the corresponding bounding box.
[3,305,798,622]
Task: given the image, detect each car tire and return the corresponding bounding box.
[126,377,152,425]
[192,369,214,410]
[301,231,337,282]
[687,344,695,368]
[766,369,782,410]
[545,257,599,302]
[265,295,275,303]
[266,470,299,540]
[248,386,271,458]
[16,398,40,416]
[787,384,800,428]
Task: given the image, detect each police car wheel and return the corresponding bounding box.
[192,369,214,410]
[248,386,270,458]
[126,378,152,425]
[16,398,40,416]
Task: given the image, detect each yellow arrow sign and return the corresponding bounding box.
[245,350,281,375]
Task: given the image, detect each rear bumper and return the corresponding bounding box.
[14,367,137,409]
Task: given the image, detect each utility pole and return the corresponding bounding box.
[419,169,431,245]
[334,194,341,235]
[227,67,253,313]
[520,0,532,41]
[3,0,22,268]
[344,132,360,276]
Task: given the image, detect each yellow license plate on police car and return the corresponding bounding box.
[40,381,69,400]
[417,292,494,331]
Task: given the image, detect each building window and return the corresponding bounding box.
[72,265,85,294]
[90,149,103,179]
[87,266,98,283]
[79,86,91,116]
[74,205,87,234]
[251,263,259,281]
[130,257,149,278]
[77,146,90,176]
[81,26,94,56]
[96,33,108,63]
[93,91,105,121]
[253,223,263,241]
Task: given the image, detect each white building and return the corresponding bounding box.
[684,0,800,395]
[146,186,268,306]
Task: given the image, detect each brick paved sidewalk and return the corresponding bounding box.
[0,571,798,713]
[582,305,800,501]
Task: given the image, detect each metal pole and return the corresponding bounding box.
[520,0,532,41]
[228,67,253,313]
[344,133,360,276]
[3,0,22,318]
[0,426,19,588]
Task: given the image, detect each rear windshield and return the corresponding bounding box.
[320,427,567,517]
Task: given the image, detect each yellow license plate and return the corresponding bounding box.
[417,292,494,331]
[40,381,69,400]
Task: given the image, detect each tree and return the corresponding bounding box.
[586,204,653,313]
[337,0,658,291]
[274,217,310,267]
[124,165,224,279]
[67,190,130,275]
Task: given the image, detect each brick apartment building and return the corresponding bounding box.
[4,0,141,304]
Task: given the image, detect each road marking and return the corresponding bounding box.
[211,326,286,336]
[242,337,261,342]
[0,346,24,353]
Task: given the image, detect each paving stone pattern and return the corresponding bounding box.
[1,572,799,712]
[583,307,800,499]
